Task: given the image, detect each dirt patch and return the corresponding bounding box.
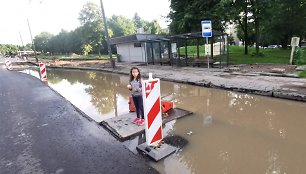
[228,64,297,74]
[31,58,109,68]
[27,58,297,74]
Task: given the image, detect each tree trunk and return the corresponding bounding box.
[244,7,248,55]
[255,17,260,55]
[281,34,289,49]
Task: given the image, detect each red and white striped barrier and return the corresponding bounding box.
[39,63,47,81]
[5,60,12,70]
[142,73,163,146]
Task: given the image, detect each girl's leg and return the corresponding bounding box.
[138,96,144,119]
[132,96,140,118]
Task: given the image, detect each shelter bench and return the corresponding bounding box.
[192,57,215,67]
[160,58,171,65]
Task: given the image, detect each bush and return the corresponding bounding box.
[299,70,306,78]
[294,48,306,65]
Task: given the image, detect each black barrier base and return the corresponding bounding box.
[136,142,176,161]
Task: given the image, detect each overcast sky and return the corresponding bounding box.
[0,0,170,45]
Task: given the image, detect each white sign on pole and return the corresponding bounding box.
[291,37,300,47]
[201,20,212,38]
[290,37,300,65]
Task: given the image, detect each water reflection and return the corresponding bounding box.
[21,68,306,174]
[21,69,131,122]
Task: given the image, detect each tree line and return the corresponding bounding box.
[32,2,166,56]
[3,1,305,56]
[169,0,306,54]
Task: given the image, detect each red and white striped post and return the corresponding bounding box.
[5,60,12,70]
[142,73,163,146]
[39,63,47,81]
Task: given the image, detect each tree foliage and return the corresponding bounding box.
[108,15,136,37]
[33,32,54,53]
[168,0,306,53]
[0,44,20,55]
[29,2,164,55]
[169,0,227,34]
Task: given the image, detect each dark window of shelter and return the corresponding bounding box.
[134,43,142,47]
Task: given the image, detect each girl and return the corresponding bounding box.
[127,67,145,126]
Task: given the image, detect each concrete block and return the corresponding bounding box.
[137,143,176,161]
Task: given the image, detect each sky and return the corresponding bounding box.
[0,0,170,45]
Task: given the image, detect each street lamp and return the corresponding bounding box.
[99,0,115,68]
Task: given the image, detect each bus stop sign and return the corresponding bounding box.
[201,20,212,38]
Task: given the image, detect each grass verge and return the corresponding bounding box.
[299,70,306,78]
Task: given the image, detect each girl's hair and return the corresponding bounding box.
[129,67,141,81]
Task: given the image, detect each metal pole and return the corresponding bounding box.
[151,42,154,65]
[99,0,115,68]
[144,42,148,65]
[206,37,209,70]
[27,18,38,62]
[196,38,199,59]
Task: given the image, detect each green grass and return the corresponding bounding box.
[299,70,306,78]
[178,45,206,56]
[179,45,292,64]
[229,46,291,64]
[38,46,293,64]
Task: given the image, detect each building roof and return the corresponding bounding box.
[109,34,164,45]
[110,30,227,45]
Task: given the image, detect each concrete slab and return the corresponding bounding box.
[100,112,145,141]
[137,143,176,161]
[100,108,193,141]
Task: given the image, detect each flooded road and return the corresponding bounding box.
[22,68,306,174]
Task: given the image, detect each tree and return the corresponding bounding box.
[82,44,93,55]
[261,0,306,48]
[147,20,162,34]
[78,2,106,55]
[108,15,136,37]
[169,0,227,34]
[33,32,53,53]
[0,44,19,55]
[133,13,146,30]
[220,0,253,54]
[249,0,272,54]
[78,2,101,25]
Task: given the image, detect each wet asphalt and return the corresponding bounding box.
[0,68,158,174]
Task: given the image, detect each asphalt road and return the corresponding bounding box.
[0,68,158,174]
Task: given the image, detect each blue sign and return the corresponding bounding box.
[201,20,212,37]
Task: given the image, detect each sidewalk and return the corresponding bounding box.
[82,63,306,102]
[0,68,158,174]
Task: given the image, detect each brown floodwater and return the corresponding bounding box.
[22,68,306,174]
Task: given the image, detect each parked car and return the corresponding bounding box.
[267,45,278,49]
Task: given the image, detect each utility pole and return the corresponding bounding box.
[27,18,38,62]
[19,32,24,48]
[99,0,115,68]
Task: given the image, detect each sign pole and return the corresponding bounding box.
[206,37,209,70]
[201,20,212,71]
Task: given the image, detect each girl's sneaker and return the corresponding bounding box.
[137,119,145,126]
[132,118,140,124]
